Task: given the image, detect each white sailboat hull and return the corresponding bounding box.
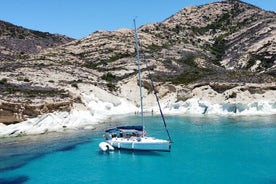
[107,137,171,152]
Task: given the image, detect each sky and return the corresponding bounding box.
[0,0,275,39]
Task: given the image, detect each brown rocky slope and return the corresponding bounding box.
[0,20,74,61]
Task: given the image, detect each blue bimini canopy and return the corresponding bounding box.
[117,126,143,131]
[105,126,143,133]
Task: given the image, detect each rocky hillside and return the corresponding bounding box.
[30,0,275,84]
[0,20,74,61]
[0,0,275,124]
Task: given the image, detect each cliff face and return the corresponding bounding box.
[0,0,275,124]
[0,100,73,125]
[0,80,73,124]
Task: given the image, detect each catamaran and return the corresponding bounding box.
[99,19,172,152]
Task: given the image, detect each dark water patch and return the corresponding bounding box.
[0,176,29,184]
[0,163,27,173]
[0,130,95,172]
[56,138,92,153]
[0,153,44,172]
[57,144,77,152]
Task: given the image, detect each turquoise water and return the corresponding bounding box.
[1,115,276,184]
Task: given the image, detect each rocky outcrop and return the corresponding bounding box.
[176,82,276,105]
[0,100,73,125]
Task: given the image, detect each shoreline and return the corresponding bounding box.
[0,81,275,138]
[0,95,275,138]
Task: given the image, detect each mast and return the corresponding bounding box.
[133,19,145,137]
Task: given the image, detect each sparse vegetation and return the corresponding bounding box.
[60,60,71,65]
[228,92,237,98]
[30,30,51,38]
[101,72,118,82]
[82,61,99,69]
[0,81,69,98]
[46,52,57,57]
[246,55,257,70]
[106,52,132,63]
[245,51,275,75]
[0,78,8,85]
[71,83,78,89]
[74,96,82,103]
[23,88,69,98]
[153,55,215,85]
[171,68,213,85]
[106,82,118,92]
[16,77,30,82]
[100,72,121,92]
[69,79,82,89]
[210,34,227,64]
[147,44,163,53]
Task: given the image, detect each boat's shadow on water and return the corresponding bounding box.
[0,176,29,184]
[97,149,165,156]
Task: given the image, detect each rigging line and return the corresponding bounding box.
[133,18,172,143]
[140,50,173,143]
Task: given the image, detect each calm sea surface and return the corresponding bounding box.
[1,115,276,184]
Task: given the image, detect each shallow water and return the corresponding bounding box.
[1,115,276,184]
